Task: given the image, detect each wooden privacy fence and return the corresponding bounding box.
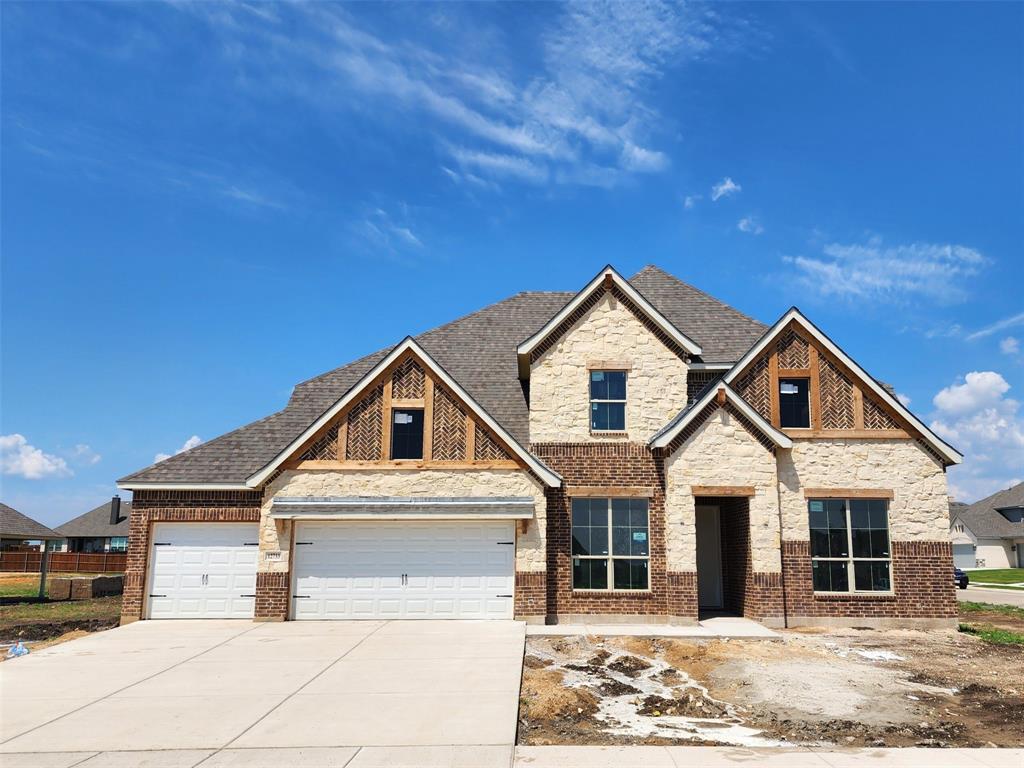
[0,552,127,573]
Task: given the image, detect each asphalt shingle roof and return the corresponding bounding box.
[55,499,132,538]
[954,482,1024,539]
[0,503,62,540]
[120,266,767,486]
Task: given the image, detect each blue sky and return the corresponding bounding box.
[2,1,1022,526]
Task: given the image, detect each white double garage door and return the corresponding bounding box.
[147,520,515,620]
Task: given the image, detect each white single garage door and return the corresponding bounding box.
[292,520,515,620]
[952,543,976,570]
[147,523,259,619]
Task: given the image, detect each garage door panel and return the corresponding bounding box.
[292,521,515,620]
[147,523,258,620]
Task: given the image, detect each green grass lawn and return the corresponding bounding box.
[0,573,123,599]
[959,600,1024,619]
[965,568,1024,584]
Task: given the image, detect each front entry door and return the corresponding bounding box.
[696,505,723,610]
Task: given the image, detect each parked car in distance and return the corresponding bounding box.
[954,567,969,590]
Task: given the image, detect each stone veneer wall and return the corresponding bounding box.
[259,468,548,580]
[121,490,262,623]
[664,408,781,572]
[532,442,697,623]
[529,292,689,443]
[778,439,949,541]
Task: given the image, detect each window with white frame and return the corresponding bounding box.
[590,370,626,432]
[571,497,649,590]
[809,498,891,592]
[109,537,128,553]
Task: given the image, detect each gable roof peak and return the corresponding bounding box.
[516,264,703,377]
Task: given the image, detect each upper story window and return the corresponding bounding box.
[779,378,810,428]
[390,409,424,460]
[809,498,891,593]
[590,370,626,432]
[572,497,649,590]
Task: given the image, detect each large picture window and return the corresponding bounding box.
[590,371,626,432]
[572,497,649,590]
[808,498,891,593]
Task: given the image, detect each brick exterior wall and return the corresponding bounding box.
[515,571,547,618]
[255,572,289,621]
[779,540,957,621]
[531,442,696,622]
[122,490,262,622]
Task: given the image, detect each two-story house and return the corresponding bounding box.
[118,265,961,628]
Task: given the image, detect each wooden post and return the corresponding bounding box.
[38,547,50,600]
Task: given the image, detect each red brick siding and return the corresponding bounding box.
[779,540,957,620]
[532,443,695,621]
[515,571,546,617]
[122,490,262,621]
[255,572,289,620]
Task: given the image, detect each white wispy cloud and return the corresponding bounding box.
[220,185,285,210]
[930,372,1024,502]
[711,177,741,201]
[683,194,701,209]
[175,1,728,189]
[737,216,763,235]
[352,207,426,257]
[0,434,72,479]
[154,435,203,464]
[896,393,912,407]
[70,444,102,466]
[783,237,987,303]
[1000,337,1020,356]
[965,312,1024,341]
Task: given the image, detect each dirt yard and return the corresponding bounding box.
[519,610,1024,748]
[0,574,122,651]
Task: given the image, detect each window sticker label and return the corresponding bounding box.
[809,500,824,512]
[394,413,413,424]
[592,371,605,381]
[780,382,799,395]
[632,531,647,542]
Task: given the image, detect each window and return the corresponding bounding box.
[109,537,128,553]
[809,498,891,592]
[390,409,424,460]
[590,371,626,431]
[779,378,810,428]
[571,497,649,590]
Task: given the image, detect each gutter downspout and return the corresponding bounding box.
[775,449,790,630]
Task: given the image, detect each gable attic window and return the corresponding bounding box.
[779,378,810,428]
[390,409,424,460]
[590,371,626,432]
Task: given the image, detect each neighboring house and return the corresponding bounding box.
[0,502,62,551]
[54,496,131,554]
[950,483,1024,569]
[118,265,962,628]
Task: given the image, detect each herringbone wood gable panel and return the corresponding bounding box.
[735,356,771,420]
[818,355,855,429]
[300,423,339,461]
[346,384,384,460]
[392,358,425,400]
[432,384,468,461]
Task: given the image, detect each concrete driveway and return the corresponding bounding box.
[0,619,525,767]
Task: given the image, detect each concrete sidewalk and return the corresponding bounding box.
[526,615,779,639]
[2,745,1021,767]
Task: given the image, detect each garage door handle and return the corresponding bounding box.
[496,594,512,598]
[295,542,313,546]
[497,541,514,545]
[153,543,172,547]
[240,594,256,598]
[149,594,167,598]
[293,595,310,599]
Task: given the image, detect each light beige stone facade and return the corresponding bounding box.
[664,408,781,572]
[529,292,689,443]
[777,439,949,541]
[258,468,547,573]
